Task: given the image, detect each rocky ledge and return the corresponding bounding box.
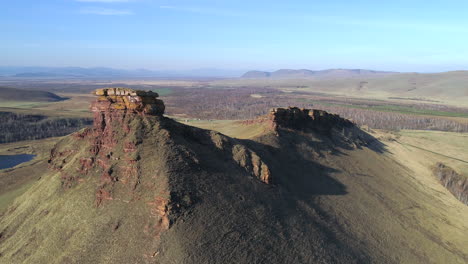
[91,87,165,115]
[433,163,468,205]
[268,107,353,132]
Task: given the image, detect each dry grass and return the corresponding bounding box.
[0,137,60,213]
[393,130,468,175]
[177,118,269,139]
[212,72,468,107]
[0,93,93,118]
[0,89,467,263]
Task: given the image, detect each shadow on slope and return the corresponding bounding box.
[0,113,387,264]
[155,118,376,263]
[242,123,387,196]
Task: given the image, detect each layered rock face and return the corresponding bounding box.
[269,107,353,132]
[50,88,171,230]
[49,87,273,211]
[91,87,165,115]
[433,163,468,205]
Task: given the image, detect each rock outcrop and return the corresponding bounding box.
[49,87,273,217]
[433,163,468,205]
[91,87,165,115]
[268,107,353,132]
[50,88,168,208]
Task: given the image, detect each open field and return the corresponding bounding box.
[2,81,468,134]
[0,93,93,118]
[211,71,468,107]
[393,130,468,176]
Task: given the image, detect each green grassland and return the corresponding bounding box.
[0,137,59,214]
[152,87,173,96]
[0,101,50,109]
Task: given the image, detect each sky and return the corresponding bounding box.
[1,0,468,72]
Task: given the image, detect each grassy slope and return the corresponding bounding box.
[177,119,269,139]
[392,130,468,176]
[0,116,467,263]
[325,145,468,263]
[0,115,369,263]
[190,121,468,263]
[0,138,59,213]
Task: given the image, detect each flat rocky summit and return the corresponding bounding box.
[91,87,165,115]
[268,106,353,131]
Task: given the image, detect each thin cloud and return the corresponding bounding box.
[80,7,134,15]
[159,5,244,17]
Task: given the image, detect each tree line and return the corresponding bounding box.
[162,87,468,132]
[0,112,92,143]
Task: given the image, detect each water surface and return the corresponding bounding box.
[0,154,36,170]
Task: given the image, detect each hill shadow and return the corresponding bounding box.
[166,117,388,198]
[240,126,388,197]
[240,132,348,196]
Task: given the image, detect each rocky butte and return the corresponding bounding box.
[42,88,371,263]
[268,107,353,132]
[4,87,465,263]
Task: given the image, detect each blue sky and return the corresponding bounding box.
[1,0,468,72]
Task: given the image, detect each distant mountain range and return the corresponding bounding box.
[0,67,399,79]
[242,69,398,79]
[0,67,246,78]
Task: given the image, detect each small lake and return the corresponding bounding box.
[0,154,36,170]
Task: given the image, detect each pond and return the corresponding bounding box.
[0,154,36,170]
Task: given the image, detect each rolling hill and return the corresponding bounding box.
[0,87,66,102]
[219,70,468,106]
[296,71,468,99]
[241,68,397,79]
[0,66,246,78]
[0,88,467,263]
